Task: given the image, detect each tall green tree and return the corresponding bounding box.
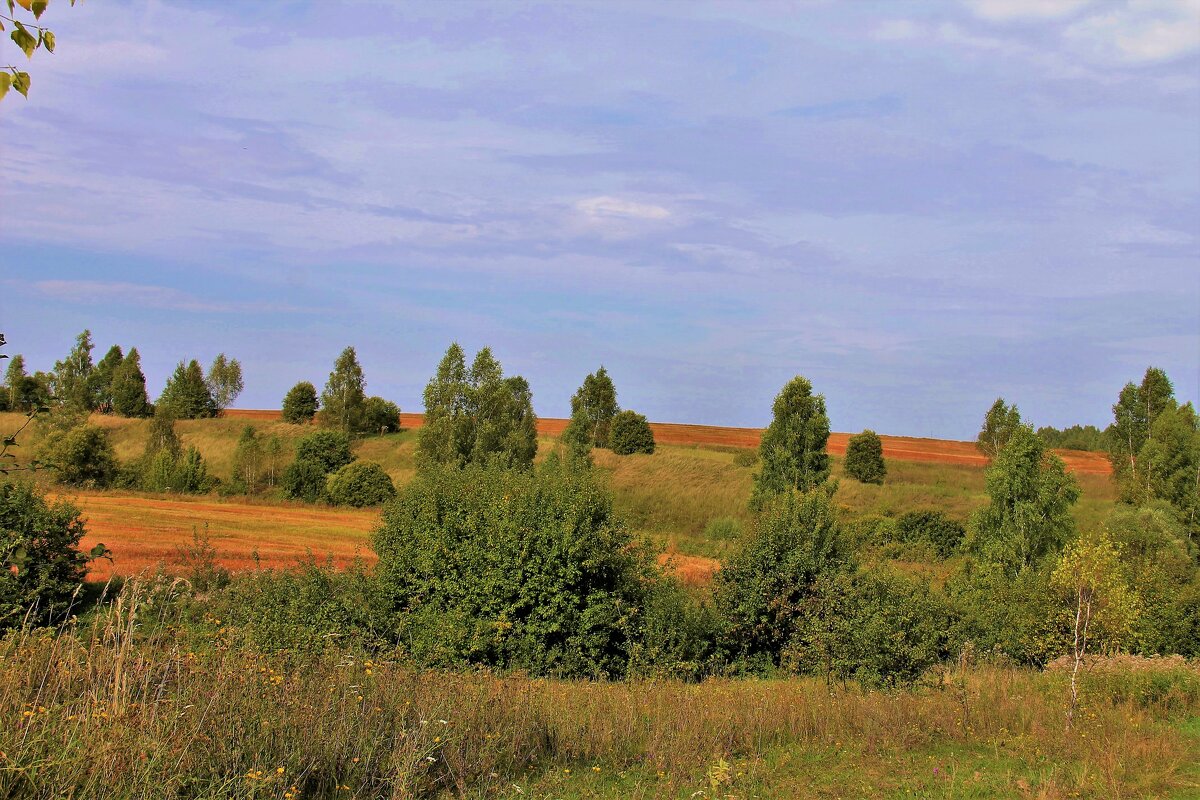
[1139,402,1200,533]
[564,366,619,448]
[5,353,26,411]
[969,424,1080,574]
[206,354,244,413]
[750,376,831,508]
[281,381,319,424]
[158,360,217,419]
[92,345,124,413]
[417,344,538,469]
[1108,367,1177,501]
[52,329,97,411]
[976,398,1022,458]
[110,348,151,418]
[319,347,367,434]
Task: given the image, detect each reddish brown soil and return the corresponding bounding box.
[228,409,1110,475]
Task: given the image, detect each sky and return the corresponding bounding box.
[1,0,1197,438]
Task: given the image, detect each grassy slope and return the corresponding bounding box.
[4,412,1120,581]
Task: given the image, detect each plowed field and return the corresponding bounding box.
[227,410,1111,474]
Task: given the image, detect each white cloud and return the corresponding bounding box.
[32,280,307,314]
[1065,0,1200,62]
[965,0,1092,21]
[871,19,921,41]
[576,196,671,220]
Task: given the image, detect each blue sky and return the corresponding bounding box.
[1,0,1197,438]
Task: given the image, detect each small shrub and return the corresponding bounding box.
[281,458,329,503]
[703,516,742,541]
[326,461,396,507]
[1,483,103,627]
[176,528,231,593]
[895,510,966,558]
[843,429,886,485]
[294,430,354,473]
[44,425,117,488]
[732,449,758,468]
[362,396,401,435]
[281,381,319,424]
[629,579,719,680]
[610,410,655,455]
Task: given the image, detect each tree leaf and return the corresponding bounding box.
[11,26,38,58]
[14,0,31,11]
[31,0,47,19]
[0,73,9,102]
[40,29,53,53]
[12,71,29,97]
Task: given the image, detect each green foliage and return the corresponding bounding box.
[417,344,538,470]
[158,360,218,419]
[1036,424,1108,452]
[110,348,151,417]
[1,0,74,103]
[211,560,382,653]
[52,329,96,411]
[1108,367,1176,501]
[843,429,886,484]
[751,376,831,508]
[948,561,1065,666]
[969,424,1079,573]
[41,423,117,488]
[372,460,657,678]
[206,353,243,412]
[1051,529,1140,656]
[609,409,655,455]
[628,578,719,680]
[92,344,123,413]
[230,426,264,493]
[294,430,354,473]
[133,414,215,494]
[1139,402,1200,531]
[0,482,101,628]
[1105,503,1200,656]
[361,396,401,435]
[785,569,954,687]
[319,346,367,434]
[325,461,395,507]
[976,397,1022,458]
[715,487,848,669]
[703,516,742,542]
[281,381,319,424]
[281,458,330,503]
[559,408,594,466]
[567,365,619,448]
[894,510,966,558]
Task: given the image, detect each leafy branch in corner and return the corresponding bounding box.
[1,0,78,103]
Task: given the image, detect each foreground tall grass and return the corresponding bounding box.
[1,580,1196,799]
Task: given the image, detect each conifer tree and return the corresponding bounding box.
[110,348,151,418]
[92,345,124,413]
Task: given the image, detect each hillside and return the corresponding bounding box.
[4,410,1120,584]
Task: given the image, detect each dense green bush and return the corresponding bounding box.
[628,579,719,680]
[786,569,954,687]
[895,510,966,558]
[362,396,401,434]
[843,429,886,484]
[294,431,354,473]
[281,381,319,424]
[325,461,396,507]
[714,487,849,670]
[372,460,657,678]
[1,483,102,628]
[609,410,655,455]
[948,560,1066,666]
[43,425,117,488]
[281,459,330,503]
[209,560,383,654]
[703,516,742,542]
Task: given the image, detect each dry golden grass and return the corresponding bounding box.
[0,581,1195,798]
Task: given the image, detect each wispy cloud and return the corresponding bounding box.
[32,281,311,315]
